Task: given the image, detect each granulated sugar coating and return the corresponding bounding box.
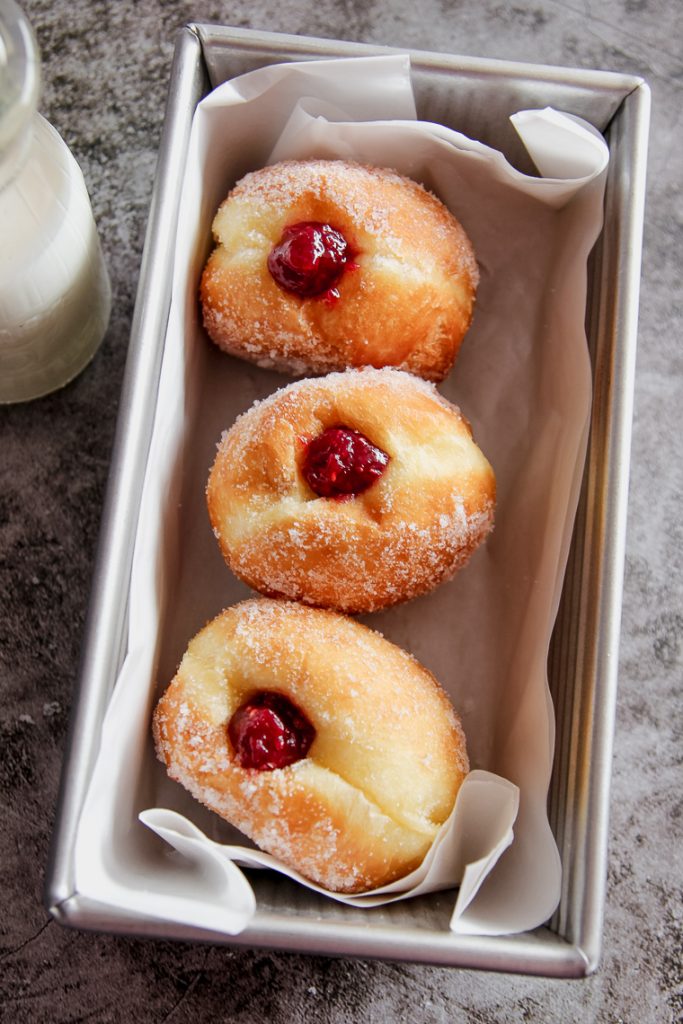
[199,159,479,382]
[152,599,469,893]
[207,368,496,613]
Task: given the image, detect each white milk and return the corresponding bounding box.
[0,2,111,403]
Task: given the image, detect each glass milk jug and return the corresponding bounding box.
[0,0,111,403]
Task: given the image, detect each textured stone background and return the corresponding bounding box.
[1,1,681,1021]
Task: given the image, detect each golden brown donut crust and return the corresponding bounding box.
[199,160,478,382]
[153,599,469,893]
[207,368,495,614]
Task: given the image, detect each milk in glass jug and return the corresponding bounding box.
[0,0,111,403]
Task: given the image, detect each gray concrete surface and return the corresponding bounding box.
[1,1,681,1021]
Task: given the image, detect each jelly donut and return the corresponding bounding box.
[207,368,495,614]
[200,160,478,382]
[152,599,469,893]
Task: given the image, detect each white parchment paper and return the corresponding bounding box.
[73,55,608,938]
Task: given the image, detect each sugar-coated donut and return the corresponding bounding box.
[207,368,495,614]
[153,599,469,893]
[200,160,478,382]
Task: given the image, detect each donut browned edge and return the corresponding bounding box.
[152,598,469,894]
[207,367,495,614]
[199,159,479,382]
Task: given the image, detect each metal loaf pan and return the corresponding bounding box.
[44,24,650,977]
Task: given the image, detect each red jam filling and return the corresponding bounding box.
[228,691,316,771]
[267,221,356,300]
[302,426,390,499]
